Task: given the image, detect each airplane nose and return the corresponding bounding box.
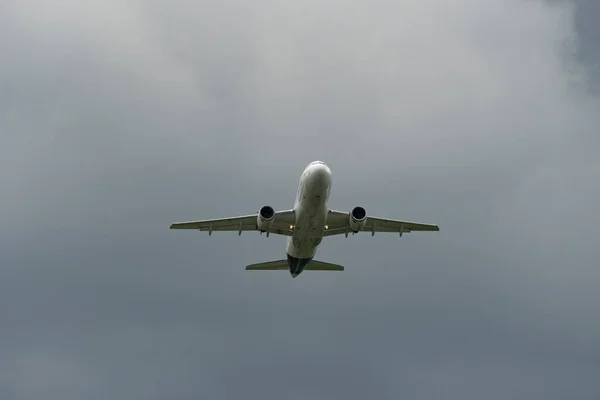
[313,164,332,180]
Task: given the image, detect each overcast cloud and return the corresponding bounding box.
[1,0,599,399]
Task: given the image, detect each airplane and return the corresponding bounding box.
[170,161,439,278]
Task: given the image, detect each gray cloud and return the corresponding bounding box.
[1,0,600,399]
[571,0,600,94]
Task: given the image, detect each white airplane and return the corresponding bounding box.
[170,161,439,278]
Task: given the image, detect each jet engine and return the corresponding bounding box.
[257,205,275,232]
[348,206,367,232]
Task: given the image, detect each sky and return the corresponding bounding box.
[1,0,599,399]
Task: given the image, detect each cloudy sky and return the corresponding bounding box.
[1,0,599,398]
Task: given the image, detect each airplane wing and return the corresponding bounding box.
[323,210,439,237]
[170,209,296,236]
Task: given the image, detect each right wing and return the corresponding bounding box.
[324,210,439,237]
[170,209,296,236]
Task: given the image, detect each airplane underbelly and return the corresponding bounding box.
[286,204,327,258]
[287,165,330,259]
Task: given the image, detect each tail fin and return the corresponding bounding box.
[245,259,344,271]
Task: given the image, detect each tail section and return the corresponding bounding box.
[245,259,344,272]
[305,260,344,271]
[245,259,288,270]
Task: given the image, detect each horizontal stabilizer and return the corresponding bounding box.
[245,259,288,270]
[305,260,344,271]
[245,259,344,271]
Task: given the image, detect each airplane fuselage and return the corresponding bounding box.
[286,161,332,277]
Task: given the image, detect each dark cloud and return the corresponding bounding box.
[1,0,600,399]
[571,0,600,94]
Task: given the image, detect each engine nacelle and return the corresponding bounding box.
[348,206,367,232]
[257,205,275,231]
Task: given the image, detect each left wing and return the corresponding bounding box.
[324,210,439,237]
[170,209,296,236]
